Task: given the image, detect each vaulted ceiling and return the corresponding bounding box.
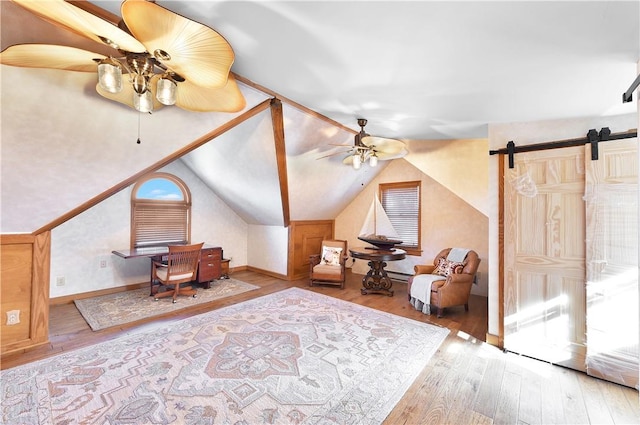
[1,1,638,233]
[92,0,639,140]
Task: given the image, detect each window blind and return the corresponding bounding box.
[133,202,189,247]
[380,183,420,248]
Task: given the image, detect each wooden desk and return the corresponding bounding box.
[349,247,406,296]
[112,244,223,289]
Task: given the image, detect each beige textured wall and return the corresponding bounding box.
[50,160,249,298]
[405,138,489,216]
[335,158,489,297]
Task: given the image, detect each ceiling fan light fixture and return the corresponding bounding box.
[369,152,378,167]
[352,153,362,169]
[133,90,154,113]
[97,58,123,94]
[156,76,177,105]
[131,73,149,95]
[5,0,245,113]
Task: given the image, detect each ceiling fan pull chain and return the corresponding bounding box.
[136,113,141,144]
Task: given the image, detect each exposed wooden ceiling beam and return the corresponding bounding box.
[270,98,290,227]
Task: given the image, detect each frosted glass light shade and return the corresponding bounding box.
[97,59,122,93]
[352,153,362,169]
[134,90,154,113]
[156,77,177,105]
[369,153,378,167]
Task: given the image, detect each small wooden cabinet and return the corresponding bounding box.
[197,247,222,288]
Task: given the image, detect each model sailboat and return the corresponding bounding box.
[358,195,403,250]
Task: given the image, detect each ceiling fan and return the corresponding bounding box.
[0,0,246,113]
[319,118,408,169]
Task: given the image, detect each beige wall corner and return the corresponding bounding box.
[405,138,489,217]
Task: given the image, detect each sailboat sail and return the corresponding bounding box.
[358,195,402,249]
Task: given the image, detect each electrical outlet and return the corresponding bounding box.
[6,310,20,325]
[100,259,107,268]
[56,276,65,286]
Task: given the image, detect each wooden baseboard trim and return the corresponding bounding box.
[246,266,288,281]
[50,266,249,305]
[1,340,50,357]
[50,282,147,305]
[485,332,502,349]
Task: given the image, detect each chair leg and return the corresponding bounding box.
[174,284,196,302]
[464,303,469,312]
[437,307,444,318]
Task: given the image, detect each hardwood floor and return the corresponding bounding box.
[2,270,639,424]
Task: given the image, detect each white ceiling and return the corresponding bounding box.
[93,0,640,139]
[1,1,638,232]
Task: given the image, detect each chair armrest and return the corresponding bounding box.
[309,254,321,267]
[151,260,167,271]
[414,264,436,275]
[442,272,474,286]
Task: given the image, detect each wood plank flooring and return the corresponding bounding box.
[2,270,638,424]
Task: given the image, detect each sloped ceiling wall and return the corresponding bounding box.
[1,0,388,232]
[1,0,492,234]
[1,62,387,232]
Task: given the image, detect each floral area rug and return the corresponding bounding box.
[2,287,449,425]
[74,278,260,331]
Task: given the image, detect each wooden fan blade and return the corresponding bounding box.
[361,136,406,156]
[0,44,104,72]
[96,79,165,112]
[12,0,145,53]
[175,73,246,112]
[122,0,234,89]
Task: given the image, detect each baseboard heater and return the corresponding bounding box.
[386,271,411,283]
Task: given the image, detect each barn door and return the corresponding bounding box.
[503,146,587,371]
[584,138,638,388]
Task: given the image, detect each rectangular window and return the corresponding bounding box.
[380,181,421,255]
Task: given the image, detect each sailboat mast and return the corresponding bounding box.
[373,194,377,233]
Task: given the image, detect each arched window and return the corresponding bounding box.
[130,173,192,249]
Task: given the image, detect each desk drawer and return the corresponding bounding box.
[198,248,221,283]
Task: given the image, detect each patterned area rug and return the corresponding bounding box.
[74,278,260,331]
[2,288,449,424]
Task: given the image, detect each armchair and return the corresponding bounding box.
[309,240,348,289]
[408,248,480,317]
[152,242,204,303]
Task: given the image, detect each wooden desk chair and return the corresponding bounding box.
[151,242,204,303]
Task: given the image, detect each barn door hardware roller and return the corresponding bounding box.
[490,128,637,168]
[622,74,640,103]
